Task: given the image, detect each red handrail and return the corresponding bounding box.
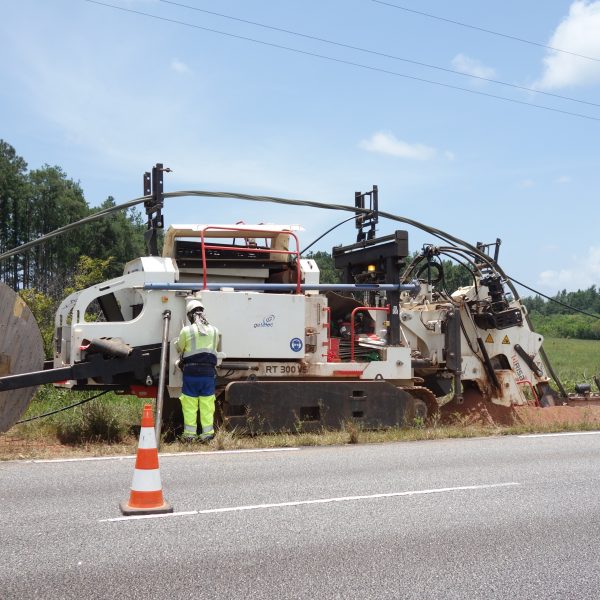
[199,226,302,293]
[350,306,390,362]
[516,379,540,406]
[322,306,334,361]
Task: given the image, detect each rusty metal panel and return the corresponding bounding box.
[223,380,415,433]
[0,283,45,432]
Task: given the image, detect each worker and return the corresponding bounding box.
[176,298,222,442]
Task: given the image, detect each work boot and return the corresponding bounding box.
[179,435,197,444]
[199,434,215,443]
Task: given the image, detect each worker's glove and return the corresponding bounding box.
[175,358,183,371]
[216,351,227,366]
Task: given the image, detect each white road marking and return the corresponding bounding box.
[101,482,520,523]
[18,447,300,464]
[519,430,600,439]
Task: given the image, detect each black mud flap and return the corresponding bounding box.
[223,380,417,433]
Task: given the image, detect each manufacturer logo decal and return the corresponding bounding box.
[511,355,525,381]
[253,314,275,328]
[290,337,303,352]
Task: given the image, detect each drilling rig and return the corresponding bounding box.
[0,166,592,435]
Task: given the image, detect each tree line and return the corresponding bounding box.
[522,287,600,316]
[0,140,146,298]
[2,138,598,342]
[522,287,600,340]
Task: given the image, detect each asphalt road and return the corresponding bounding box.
[1,432,600,599]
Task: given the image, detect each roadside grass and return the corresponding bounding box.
[3,388,143,450]
[1,336,599,459]
[3,403,600,460]
[542,337,600,390]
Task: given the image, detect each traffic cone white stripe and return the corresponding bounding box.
[130,468,163,492]
[138,426,158,449]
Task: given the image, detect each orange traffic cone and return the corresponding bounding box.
[120,403,173,515]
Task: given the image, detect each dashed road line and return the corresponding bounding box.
[519,431,600,438]
[101,482,520,523]
[12,447,301,464]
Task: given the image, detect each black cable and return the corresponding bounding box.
[15,390,110,424]
[406,246,481,295]
[1,186,592,394]
[4,188,596,323]
[438,246,482,265]
[439,246,495,270]
[417,259,443,286]
[460,305,485,358]
[509,276,600,319]
[372,0,600,63]
[435,255,463,294]
[438,251,479,294]
[438,248,480,274]
[300,215,357,255]
[81,0,600,123]
[400,252,426,283]
[0,189,470,266]
[432,257,451,297]
[159,0,600,109]
[437,244,600,320]
[0,194,147,262]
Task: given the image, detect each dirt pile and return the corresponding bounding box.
[514,404,600,426]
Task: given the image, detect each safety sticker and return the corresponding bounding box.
[290,338,303,352]
[502,335,510,344]
[485,334,494,344]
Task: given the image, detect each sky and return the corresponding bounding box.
[1,0,600,296]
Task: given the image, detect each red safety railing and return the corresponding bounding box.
[516,379,540,406]
[350,305,390,362]
[322,306,340,362]
[199,226,302,293]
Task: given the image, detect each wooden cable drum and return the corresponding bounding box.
[0,283,45,432]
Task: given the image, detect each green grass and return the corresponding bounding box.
[542,337,600,390]
[1,336,599,458]
[12,387,144,444]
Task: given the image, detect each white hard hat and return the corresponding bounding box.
[186,299,204,315]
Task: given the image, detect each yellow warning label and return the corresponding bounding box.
[485,334,494,343]
[502,335,510,344]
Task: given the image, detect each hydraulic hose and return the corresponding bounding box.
[0,188,568,394]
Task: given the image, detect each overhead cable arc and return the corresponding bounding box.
[4,187,593,322]
[82,0,600,122]
[158,0,600,109]
[1,186,583,391]
[372,0,600,63]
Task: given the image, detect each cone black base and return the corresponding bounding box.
[119,500,173,516]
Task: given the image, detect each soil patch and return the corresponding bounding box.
[514,405,600,426]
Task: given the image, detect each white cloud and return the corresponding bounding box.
[538,246,600,290]
[536,1,600,89]
[171,59,191,74]
[519,179,536,188]
[451,54,496,81]
[556,175,572,184]
[359,131,436,160]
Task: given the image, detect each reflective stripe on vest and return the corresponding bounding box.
[181,324,219,360]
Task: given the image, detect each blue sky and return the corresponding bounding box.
[2,0,600,296]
